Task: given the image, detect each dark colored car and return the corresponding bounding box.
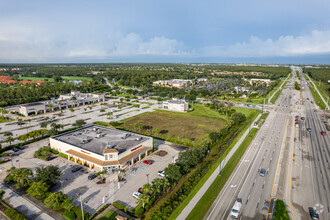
[71,165,82,173]
[301,117,305,120]
[12,147,19,152]
[321,131,326,136]
[307,128,312,132]
[259,168,266,177]
[143,160,152,165]
[88,174,97,180]
[46,156,56,161]
[309,207,319,220]
[17,146,25,150]
[138,187,143,193]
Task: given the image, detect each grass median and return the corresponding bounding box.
[186,127,259,220]
[273,200,290,220]
[168,112,260,220]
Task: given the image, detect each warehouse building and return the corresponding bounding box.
[50,124,153,171]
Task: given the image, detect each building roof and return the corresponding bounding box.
[52,124,151,156]
[167,99,187,104]
[20,102,45,107]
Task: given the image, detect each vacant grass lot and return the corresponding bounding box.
[119,106,226,145]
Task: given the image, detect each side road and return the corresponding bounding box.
[177,113,262,219]
[0,183,65,220]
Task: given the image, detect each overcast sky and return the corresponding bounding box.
[1,0,330,64]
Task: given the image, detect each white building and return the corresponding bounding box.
[19,103,47,116]
[50,124,153,171]
[162,99,189,112]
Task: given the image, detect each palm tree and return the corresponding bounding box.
[163,178,171,193]
[142,183,153,195]
[137,193,150,209]
[40,121,48,129]
[11,168,33,187]
[5,136,14,146]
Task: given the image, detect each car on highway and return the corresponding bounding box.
[295,122,299,128]
[321,131,326,136]
[301,117,305,120]
[230,199,242,219]
[143,160,153,165]
[259,168,266,177]
[88,173,97,180]
[71,165,82,173]
[307,128,312,132]
[133,191,141,199]
[308,207,319,220]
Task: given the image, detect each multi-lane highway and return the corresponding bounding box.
[204,67,329,220]
[205,72,293,219]
[288,70,330,219]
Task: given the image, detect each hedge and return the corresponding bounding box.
[3,208,27,220]
[88,203,109,220]
[58,153,68,159]
[61,209,76,220]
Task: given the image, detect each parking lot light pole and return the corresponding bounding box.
[77,193,84,220]
[146,174,149,184]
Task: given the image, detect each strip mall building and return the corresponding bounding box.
[50,124,153,171]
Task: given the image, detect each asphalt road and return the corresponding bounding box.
[205,76,293,220]
[288,72,330,219]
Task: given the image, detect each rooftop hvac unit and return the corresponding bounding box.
[93,127,98,132]
[105,145,115,149]
[81,137,92,144]
[96,133,105,139]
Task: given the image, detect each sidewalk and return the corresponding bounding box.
[0,183,65,220]
[177,113,262,219]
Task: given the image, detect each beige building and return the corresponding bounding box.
[50,124,153,171]
[162,99,189,112]
[19,103,47,116]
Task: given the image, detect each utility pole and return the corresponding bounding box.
[77,193,84,220]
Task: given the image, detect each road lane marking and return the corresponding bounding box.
[288,125,297,220]
[266,117,289,220]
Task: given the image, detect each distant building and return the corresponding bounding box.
[19,103,47,116]
[153,78,208,88]
[162,99,189,112]
[50,124,153,171]
[245,78,271,86]
[17,91,105,116]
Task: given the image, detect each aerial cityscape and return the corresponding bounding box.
[0,1,329,220]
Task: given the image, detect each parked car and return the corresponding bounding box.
[308,207,319,220]
[143,160,153,165]
[12,147,19,152]
[46,156,56,161]
[133,192,141,199]
[259,168,266,177]
[158,170,165,177]
[17,145,25,150]
[321,131,327,136]
[88,174,97,180]
[71,165,82,173]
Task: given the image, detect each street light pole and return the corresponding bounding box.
[146,174,149,184]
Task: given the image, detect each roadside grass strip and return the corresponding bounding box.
[186,128,259,220]
[273,200,290,220]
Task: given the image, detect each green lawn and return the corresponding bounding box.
[61,76,93,81]
[273,200,290,220]
[186,128,259,220]
[0,117,13,123]
[309,84,326,110]
[19,76,54,82]
[97,209,118,220]
[119,105,227,146]
[306,75,329,109]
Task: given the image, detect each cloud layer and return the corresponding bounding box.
[0,21,329,62]
[203,30,330,58]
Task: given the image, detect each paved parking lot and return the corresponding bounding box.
[0,138,181,214]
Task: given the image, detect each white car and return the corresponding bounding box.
[158,170,165,177]
[132,192,141,199]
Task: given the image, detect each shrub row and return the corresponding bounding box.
[88,203,109,220]
[3,208,27,220]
